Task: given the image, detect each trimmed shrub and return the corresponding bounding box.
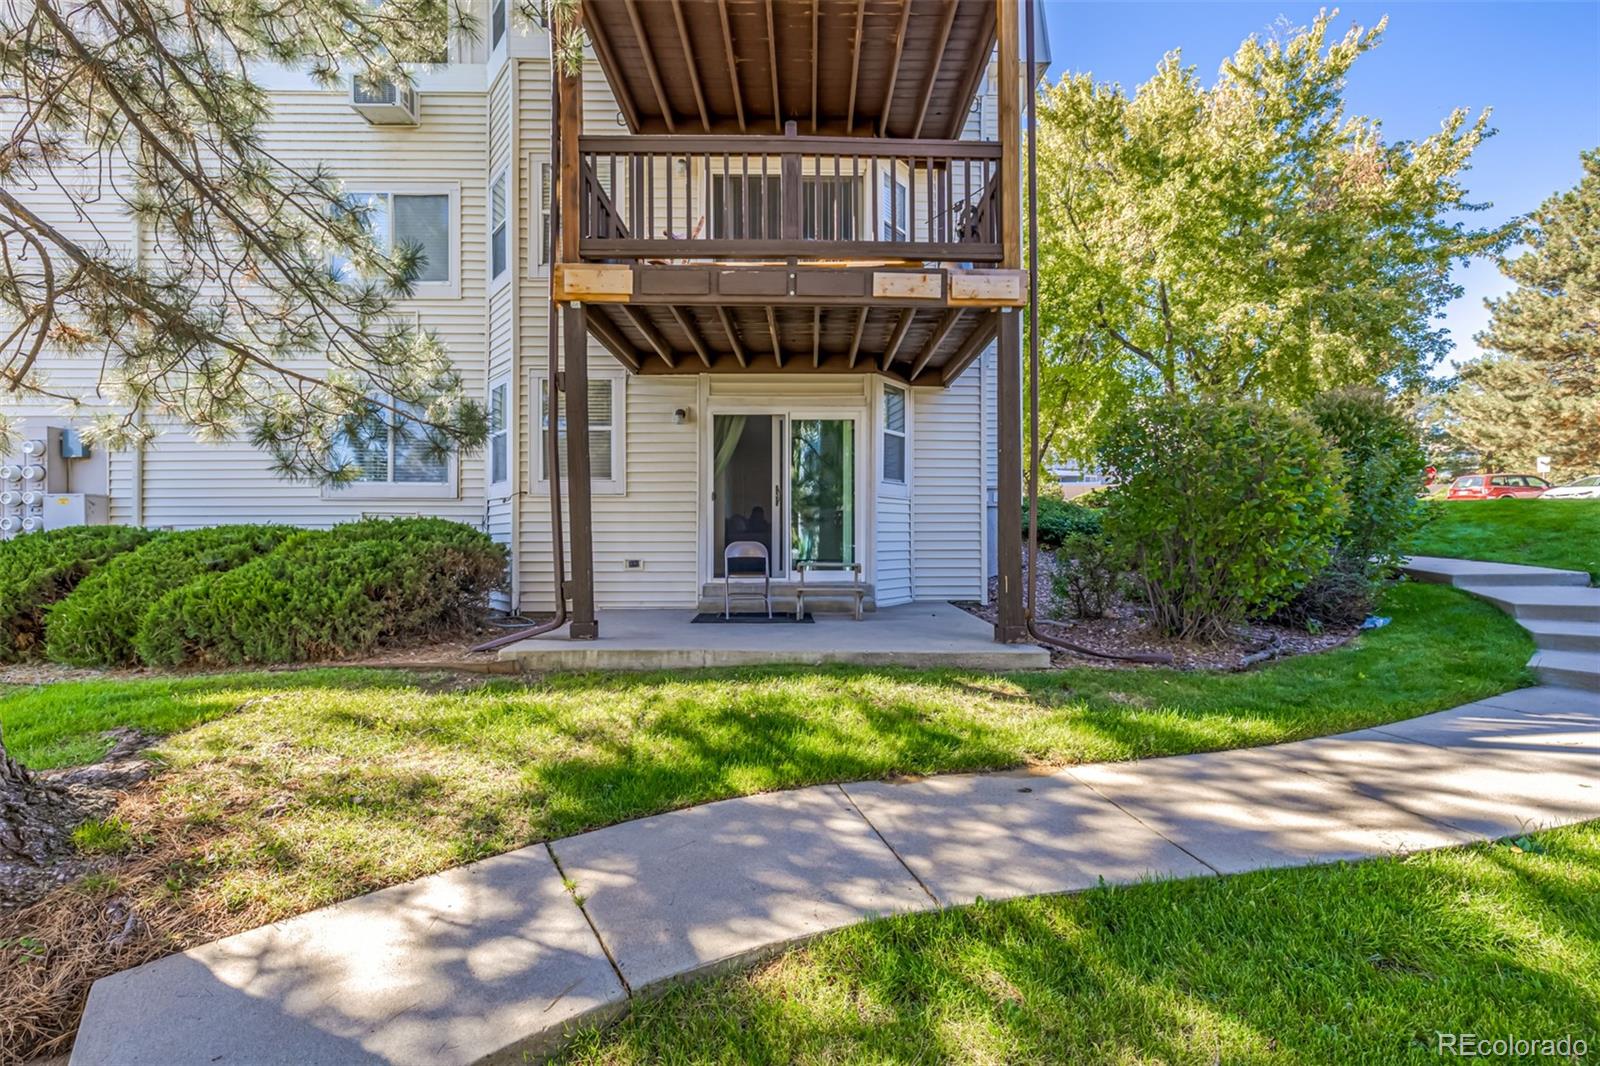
[1100,398,1348,641]
[1271,552,1373,631]
[1302,387,1427,576]
[135,518,507,666]
[1024,494,1103,549]
[1049,532,1122,620]
[0,526,157,661]
[44,524,295,666]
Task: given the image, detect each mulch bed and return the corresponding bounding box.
[961,550,1357,670]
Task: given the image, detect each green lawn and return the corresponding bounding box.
[562,820,1600,1065]
[1410,499,1600,580]
[0,580,1532,923]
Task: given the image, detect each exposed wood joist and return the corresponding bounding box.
[585,307,644,373]
[879,308,916,371]
[716,306,749,367]
[764,0,782,133]
[911,0,960,139]
[846,306,868,368]
[910,307,965,380]
[811,306,822,367]
[582,6,642,131]
[766,305,784,366]
[946,9,998,138]
[845,0,864,134]
[668,0,710,132]
[669,306,715,367]
[621,0,675,133]
[877,0,915,137]
[622,305,678,368]
[940,309,998,384]
[714,0,746,131]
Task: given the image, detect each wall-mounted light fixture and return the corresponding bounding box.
[673,407,692,425]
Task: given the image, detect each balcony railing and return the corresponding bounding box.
[576,134,1003,264]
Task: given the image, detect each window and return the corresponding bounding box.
[331,186,456,294]
[490,0,507,49]
[538,374,624,492]
[532,159,552,273]
[489,169,509,283]
[488,380,509,485]
[882,384,907,486]
[881,173,909,241]
[327,396,457,498]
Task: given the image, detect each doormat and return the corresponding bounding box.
[691,612,814,624]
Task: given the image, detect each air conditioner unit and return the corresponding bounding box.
[350,75,420,126]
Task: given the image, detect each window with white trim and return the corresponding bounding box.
[531,159,552,274]
[537,374,623,492]
[327,395,457,498]
[882,384,907,486]
[880,173,909,242]
[329,186,457,296]
[489,168,509,283]
[488,380,509,485]
[490,0,507,50]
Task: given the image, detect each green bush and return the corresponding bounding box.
[0,526,157,661]
[44,525,295,666]
[1024,494,1103,549]
[135,517,507,666]
[1049,532,1122,620]
[1302,387,1427,575]
[1100,398,1348,641]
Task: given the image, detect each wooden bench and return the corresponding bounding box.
[794,563,866,621]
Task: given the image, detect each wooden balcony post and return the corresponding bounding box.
[781,120,801,243]
[563,303,599,639]
[996,0,1021,270]
[994,308,1027,642]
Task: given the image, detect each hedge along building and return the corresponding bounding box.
[2,0,1047,638]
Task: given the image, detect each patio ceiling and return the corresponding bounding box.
[581,0,999,138]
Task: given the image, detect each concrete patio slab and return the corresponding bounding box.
[550,785,934,990]
[1067,745,1477,875]
[842,769,1214,905]
[69,847,624,1066]
[497,600,1051,672]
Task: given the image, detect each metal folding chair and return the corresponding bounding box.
[723,540,772,618]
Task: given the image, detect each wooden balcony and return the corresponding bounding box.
[576,133,1003,265]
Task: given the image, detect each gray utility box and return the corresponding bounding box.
[42,492,109,529]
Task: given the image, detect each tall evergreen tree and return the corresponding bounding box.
[1451,150,1600,474]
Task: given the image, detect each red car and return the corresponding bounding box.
[1447,473,1552,500]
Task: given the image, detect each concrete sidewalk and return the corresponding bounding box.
[70,564,1600,1065]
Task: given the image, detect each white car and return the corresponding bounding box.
[1541,474,1600,499]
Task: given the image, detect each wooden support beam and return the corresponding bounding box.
[622,305,677,368]
[563,304,599,639]
[717,305,748,367]
[584,307,644,373]
[765,0,782,133]
[846,0,864,134]
[997,0,1022,269]
[846,306,868,368]
[811,307,822,367]
[879,307,916,371]
[909,308,964,381]
[993,308,1026,642]
[810,0,819,133]
[715,0,746,132]
[946,13,998,138]
[765,305,784,366]
[911,0,959,139]
[940,309,998,385]
[878,0,915,137]
[668,0,710,132]
[669,306,714,368]
[622,0,675,133]
[582,6,642,132]
[557,35,583,267]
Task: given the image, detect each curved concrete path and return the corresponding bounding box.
[71,560,1600,1065]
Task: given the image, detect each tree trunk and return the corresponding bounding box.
[0,722,75,865]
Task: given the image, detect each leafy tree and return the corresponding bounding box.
[1034,11,1511,458]
[1450,151,1600,475]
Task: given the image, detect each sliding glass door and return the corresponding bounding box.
[789,418,856,573]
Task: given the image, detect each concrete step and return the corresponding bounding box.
[1528,650,1600,692]
[1404,555,1593,588]
[1521,619,1600,654]
[1458,584,1600,623]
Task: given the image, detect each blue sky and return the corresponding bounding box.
[1038,0,1600,375]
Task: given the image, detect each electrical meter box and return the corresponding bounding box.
[42,493,109,530]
